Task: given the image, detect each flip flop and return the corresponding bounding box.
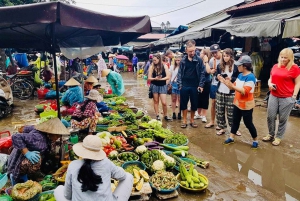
[216,126,221,130]
[236,131,242,136]
[181,124,188,128]
[205,124,214,128]
[190,122,198,128]
[216,130,225,135]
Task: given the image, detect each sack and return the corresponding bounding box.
[148,85,153,99]
[167,84,172,95]
[19,156,42,175]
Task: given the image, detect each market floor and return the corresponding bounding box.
[1,72,300,201]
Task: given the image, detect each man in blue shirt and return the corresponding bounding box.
[132,53,138,73]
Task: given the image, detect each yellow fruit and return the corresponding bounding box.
[135,178,144,191]
[143,138,153,143]
[139,170,149,182]
[133,169,140,180]
[133,178,139,186]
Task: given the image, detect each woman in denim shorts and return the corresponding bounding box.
[170,55,182,119]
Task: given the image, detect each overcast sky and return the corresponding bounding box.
[76,0,244,27]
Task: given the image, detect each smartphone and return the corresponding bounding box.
[221,74,228,78]
[273,84,277,90]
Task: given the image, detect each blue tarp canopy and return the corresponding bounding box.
[167,25,188,37]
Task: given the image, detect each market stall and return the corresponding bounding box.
[0,92,210,200]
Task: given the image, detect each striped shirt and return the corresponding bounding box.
[233,73,256,110]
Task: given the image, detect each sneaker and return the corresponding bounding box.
[194,114,202,119]
[223,138,235,145]
[156,115,161,121]
[178,113,182,120]
[164,116,172,121]
[251,141,259,149]
[172,113,177,120]
[201,116,207,123]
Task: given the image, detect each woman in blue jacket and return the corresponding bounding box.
[101,69,125,96]
[61,78,84,106]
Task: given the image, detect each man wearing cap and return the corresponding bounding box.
[205,44,222,129]
[7,118,70,185]
[61,77,84,106]
[132,53,138,73]
[177,40,206,128]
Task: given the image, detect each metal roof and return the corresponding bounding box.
[227,0,283,12]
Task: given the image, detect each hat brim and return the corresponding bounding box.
[235,61,243,66]
[73,143,106,161]
[101,69,111,77]
[85,95,102,102]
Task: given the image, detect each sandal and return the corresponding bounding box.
[190,122,198,128]
[216,130,226,135]
[272,138,281,146]
[236,131,242,136]
[205,123,214,128]
[216,126,221,130]
[262,134,274,142]
[181,123,188,128]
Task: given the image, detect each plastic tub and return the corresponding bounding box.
[0,173,8,189]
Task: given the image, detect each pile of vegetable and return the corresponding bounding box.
[39,193,55,201]
[178,163,208,190]
[132,169,149,192]
[118,152,139,162]
[149,171,178,191]
[164,134,188,146]
[124,164,142,174]
[11,180,42,201]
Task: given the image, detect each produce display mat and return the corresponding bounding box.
[155,190,178,200]
[131,182,152,196]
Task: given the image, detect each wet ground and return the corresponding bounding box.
[1,72,300,201]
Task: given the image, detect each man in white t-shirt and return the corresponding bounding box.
[205,44,222,129]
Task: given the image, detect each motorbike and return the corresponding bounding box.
[0,77,13,118]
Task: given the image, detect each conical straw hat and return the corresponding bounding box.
[64,77,80,86]
[85,75,98,83]
[101,69,111,77]
[35,118,70,135]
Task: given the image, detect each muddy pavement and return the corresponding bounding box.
[1,72,300,201]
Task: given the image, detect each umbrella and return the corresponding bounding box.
[0,2,151,119]
[116,55,129,60]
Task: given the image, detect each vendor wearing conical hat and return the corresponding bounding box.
[7,118,70,185]
[61,77,84,106]
[71,89,102,135]
[101,69,125,96]
[84,75,98,95]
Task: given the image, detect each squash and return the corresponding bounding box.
[139,170,149,182]
[133,178,139,186]
[133,169,140,180]
[135,178,144,191]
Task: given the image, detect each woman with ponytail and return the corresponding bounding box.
[54,135,133,201]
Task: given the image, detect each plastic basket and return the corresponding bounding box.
[0,173,8,189]
[40,110,57,118]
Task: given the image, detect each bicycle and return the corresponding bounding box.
[4,73,34,100]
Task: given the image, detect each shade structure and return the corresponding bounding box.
[0,2,151,119]
[209,8,300,38]
[0,2,152,49]
[282,16,300,38]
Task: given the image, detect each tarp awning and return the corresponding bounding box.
[282,16,300,38]
[209,8,300,37]
[150,11,230,46]
[0,2,152,49]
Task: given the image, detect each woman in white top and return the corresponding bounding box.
[54,135,133,201]
[215,48,239,135]
[169,55,182,119]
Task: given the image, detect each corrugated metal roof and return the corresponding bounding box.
[228,0,283,12]
[138,33,167,39]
